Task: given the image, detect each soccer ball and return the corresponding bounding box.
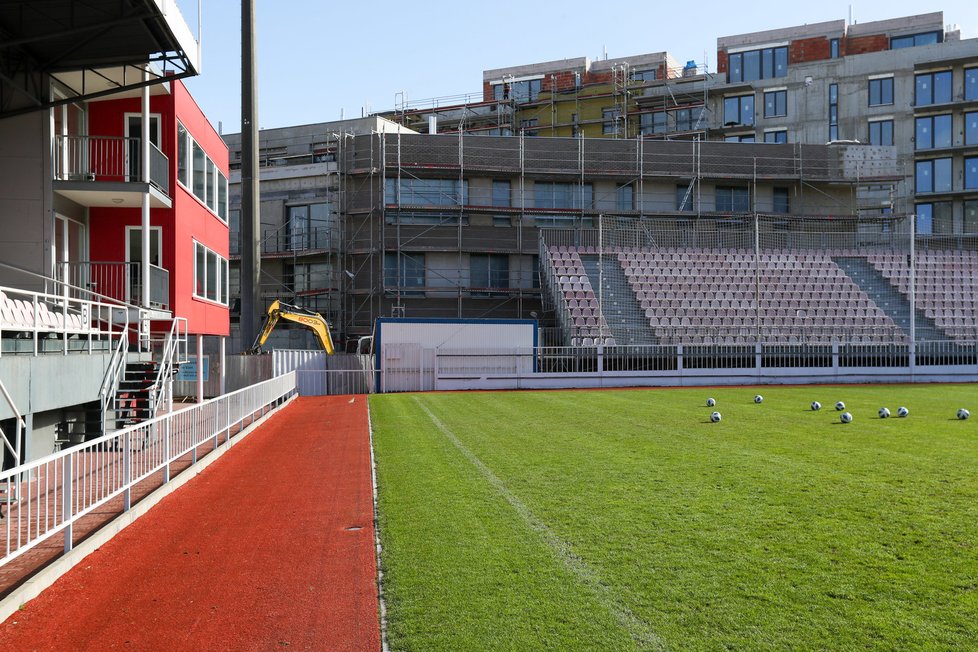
[811,401,821,411]
[711,411,722,423]
[840,412,853,424]
[897,407,909,418]
[706,398,716,407]
[878,407,891,419]
[835,401,846,411]
[754,395,763,404]
[957,408,970,420]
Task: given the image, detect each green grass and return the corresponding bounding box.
[370,385,978,651]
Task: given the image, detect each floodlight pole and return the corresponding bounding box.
[240,0,261,349]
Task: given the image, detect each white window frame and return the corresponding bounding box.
[177,120,229,224]
[193,240,229,306]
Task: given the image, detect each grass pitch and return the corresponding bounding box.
[370,385,978,651]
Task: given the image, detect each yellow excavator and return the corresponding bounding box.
[250,300,335,354]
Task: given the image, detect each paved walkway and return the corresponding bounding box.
[0,396,380,651]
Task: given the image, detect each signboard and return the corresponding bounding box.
[176,356,209,382]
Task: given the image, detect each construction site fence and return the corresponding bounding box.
[0,372,297,568]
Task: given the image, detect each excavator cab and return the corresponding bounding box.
[250,300,335,354]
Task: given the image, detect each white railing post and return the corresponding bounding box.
[163,419,171,483]
[62,455,73,554]
[123,432,132,511]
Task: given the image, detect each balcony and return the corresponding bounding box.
[53,135,171,208]
[230,226,336,258]
[57,261,170,311]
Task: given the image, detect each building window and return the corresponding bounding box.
[520,118,539,136]
[193,242,228,305]
[494,79,542,104]
[724,94,755,127]
[773,187,790,213]
[965,200,978,233]
[177,122,188,187]
[915,202,952,235]
[868,77,894,106]
[966,157,978,189]
[715,186,750,212]
[966,111,978,145]
[492,180,510,207]
[292,263,332,293]
[631,69,657,82]
[602,108,621,135]
[727,45,788,83]
[676,184,694,212]
[891,31,941,49]
[534,182,593,210]
[763,130,787,143]
[830,38,840,59]
[829,83,839,141]
[385,178,467,206]
[915,71,953,106]
[287,203,331,250]
[384,252,425,294]
[470,254,509,296]
[915,158,952,193]
[967,68,978,101]
[724,134,755,143]
[915,114,952,150]
[178,122,228,222]
[763,90,787,118]
[616,184,634,211]
[868,119,894,146]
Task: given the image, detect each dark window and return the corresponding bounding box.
[385,178,467,206]
[384,252,425,294]
[716,186,750,212]
[492,180,510,207]
[602,108,621,135]
[915,114,952,149]
[967,68,978,101]
[470,254,509,296]
[724,134,755,143]
[631,69,657,82]
[915,71,953,106]
[868,78,894,106]
[764,90,787,117]
[829,83,839,140]
[724,95,754,126]
[764,130,787,143]
[177,122,188,187]
[500,79,542,104]
[772,187,790,213]
[616,184,634,211]
[676,184,694,211]
[915,158,952,193]
[965,200,978,233]
[520,118,539,136]
[726,46,787,83]
[534,182,593,209]
[966,157,978,189]
[830,38,840,58]
[868,120,894,146]
[891,31,941,49]
[966,111,978,145]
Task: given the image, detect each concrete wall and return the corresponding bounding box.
[0,111,51,289]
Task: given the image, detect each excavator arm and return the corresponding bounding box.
[250,300,335,354]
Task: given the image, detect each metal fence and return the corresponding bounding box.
[0,372,297,567]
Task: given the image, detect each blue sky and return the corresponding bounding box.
[181,1,977,135]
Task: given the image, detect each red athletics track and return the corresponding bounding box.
[0,396,380,652]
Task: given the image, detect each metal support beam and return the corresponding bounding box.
[240,0,261,350]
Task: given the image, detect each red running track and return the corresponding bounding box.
[0,396,380,652]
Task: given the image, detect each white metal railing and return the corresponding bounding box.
[99,328,130,436]
[58,261,169,310]
[148,317,189,418]
[0,372,297,566]
[53,135,169,194]
[0,283,129,357]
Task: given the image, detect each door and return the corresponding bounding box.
[54,215,87,293]
[125,114,161,182]
[126,226,162,304]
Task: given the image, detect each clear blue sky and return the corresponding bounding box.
[181,1,977,135]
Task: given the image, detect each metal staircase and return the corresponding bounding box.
[580,255,658,345]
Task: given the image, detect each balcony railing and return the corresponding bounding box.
[57,261,170,310]
[230,226,336,256]
[53,135,169,196]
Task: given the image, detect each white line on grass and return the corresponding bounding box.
[413,397,668,652]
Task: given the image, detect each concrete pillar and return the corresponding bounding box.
[219,336,226,396]
[196,334,204,403]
